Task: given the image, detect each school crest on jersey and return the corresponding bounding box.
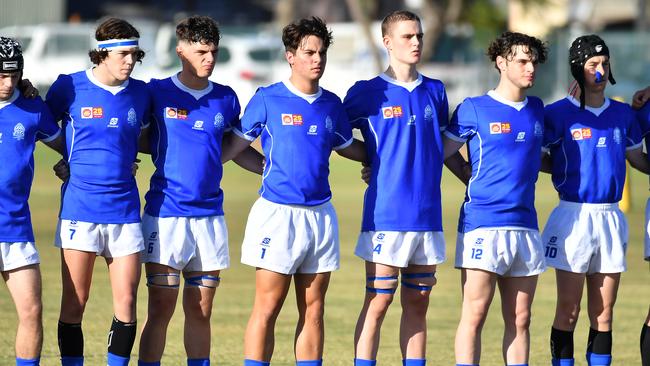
[325,116,333,133]
[424,104,433,122]
[382,106,403,119]
[127,108,137,126]
[281,113,303,126]
[613,127,622,144]
[570,127,592,140]
[534,121,543,136]
[489,122,511,134]
[81,107,103,119]
[214,113,225,128]
[12,123,25,140]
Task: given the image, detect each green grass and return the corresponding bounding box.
[0,146,648,365]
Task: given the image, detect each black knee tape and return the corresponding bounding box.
[107,316,137,357]
[58,321,84,357]
[587,327,612,355]
[641,324,650,366]
[550,327,574,359]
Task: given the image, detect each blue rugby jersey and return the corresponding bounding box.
[445,91,544,233]
[544,96,642,203]
[637,101,650,166]
[46,69,150,224]
[144,75,240,217]
[344,73,448,231]
[0,91,60,242]
[234,80,353,206]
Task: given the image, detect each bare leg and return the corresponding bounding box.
[4,265,43,360]
[183,270,220,359]
[294,272,331,361]
[498,275,538,364]
[399,264,436,360]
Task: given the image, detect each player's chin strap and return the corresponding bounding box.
[365,275,399,294]
[146,273,180,289]
[185,274,221,289]
[401,272,437,291]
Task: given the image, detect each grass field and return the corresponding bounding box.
[0,146,648,365]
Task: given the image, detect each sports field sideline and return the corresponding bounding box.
[0,145,647,365]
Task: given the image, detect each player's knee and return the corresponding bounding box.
[185,274,220,289]
[401,272,436,294]
[513,310,532,331]
[18,301,42,327]
[146,273,181,290]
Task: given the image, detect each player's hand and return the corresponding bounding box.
[53,159,69,181]
[132,158,140,176]
[632,86,650,109]
[360,164,371,185]
[19,79,39,99]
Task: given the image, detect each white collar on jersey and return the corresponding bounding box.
[282,79,322,104]
[171,73,213,100]
[487,90,528,111]
[379,72,422,92]
[566,95,610,117]
[0,89,19,110]
[85,68,128,95]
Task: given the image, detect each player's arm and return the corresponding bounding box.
[138,126,151,154]
[336,139,367,163]
[442,135,471,183]
[540,151,552,174]
[231,146,265,175]
[632,86,650,110]
[627,146,650,174]
[221,132,264,175]
[42,134,65,155]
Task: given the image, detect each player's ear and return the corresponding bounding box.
[285,50,295,66]
[496,55,506,72]
[383,35,391,51]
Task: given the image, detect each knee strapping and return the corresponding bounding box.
[365,275,398,294]
[185,275,220,289]
[401,272,436,291]
[146,273,180,289]
[107,316,137,357]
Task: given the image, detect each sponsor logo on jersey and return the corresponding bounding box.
[308,125,318,135]
[325,116,333,132]
[214,112,225,128]
[281,113,303,126]
[81,107,103,119]
[489,122,511,134]
[596,137,607,147]
[515,132,526,142]
[613,127,622,144]
[107,117,119,128]
[261,237,271,246]
[192,120,204,130]
[12,123,25,140]
[424,104,433,121]
[127,108,137,126]
[570,127,592,140]
[177,109,188,120]
[382,105,403,119]
[165,107,177,119]
[375,232,386,242]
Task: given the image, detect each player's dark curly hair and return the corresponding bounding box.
[282,17,332,53]
[176,15,221,46]
[487,31,547,71]
[381,10,420,37]
[89,17,145,65]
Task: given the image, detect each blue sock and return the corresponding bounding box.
[61,356,84,366]
[506,364,528,366]
[107,352,129,366]
[403,359,426,366]
[552,359,574,366]
[16,358,39,366]
[188,359,210,366]
[138,361,160,366]
[244,360,270,366]
[296,360,322,366]
[455,364,479,366]
[354,359,376,366]
[586,352,611,366]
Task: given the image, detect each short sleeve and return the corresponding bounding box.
[234,89,266,141]
[45,74,73,122]
[332,105,353,150]
[637,102,650,137]
[625,107,643,150]
[35,98,61,142]
[436,84,449,132]
[444,99,477,143]
[225,91,241,132]
[543,106,563,151]
[140,86,152,129]
[342,82,368,130]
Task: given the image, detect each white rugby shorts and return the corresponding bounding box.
[241,197,339,275]
[0,242,39,271]
[55,219,144,258]
[455,228,545,277]
[141,214,229,272]
[542,200,627,274]
[355,231,446,267]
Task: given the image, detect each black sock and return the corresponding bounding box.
[58,321,84,357]
[641,324,650,366]
[551,327,574,359]
[107,316,137,357]
[587,327,612,355]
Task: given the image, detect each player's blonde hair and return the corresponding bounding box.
[381,10,421,37]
